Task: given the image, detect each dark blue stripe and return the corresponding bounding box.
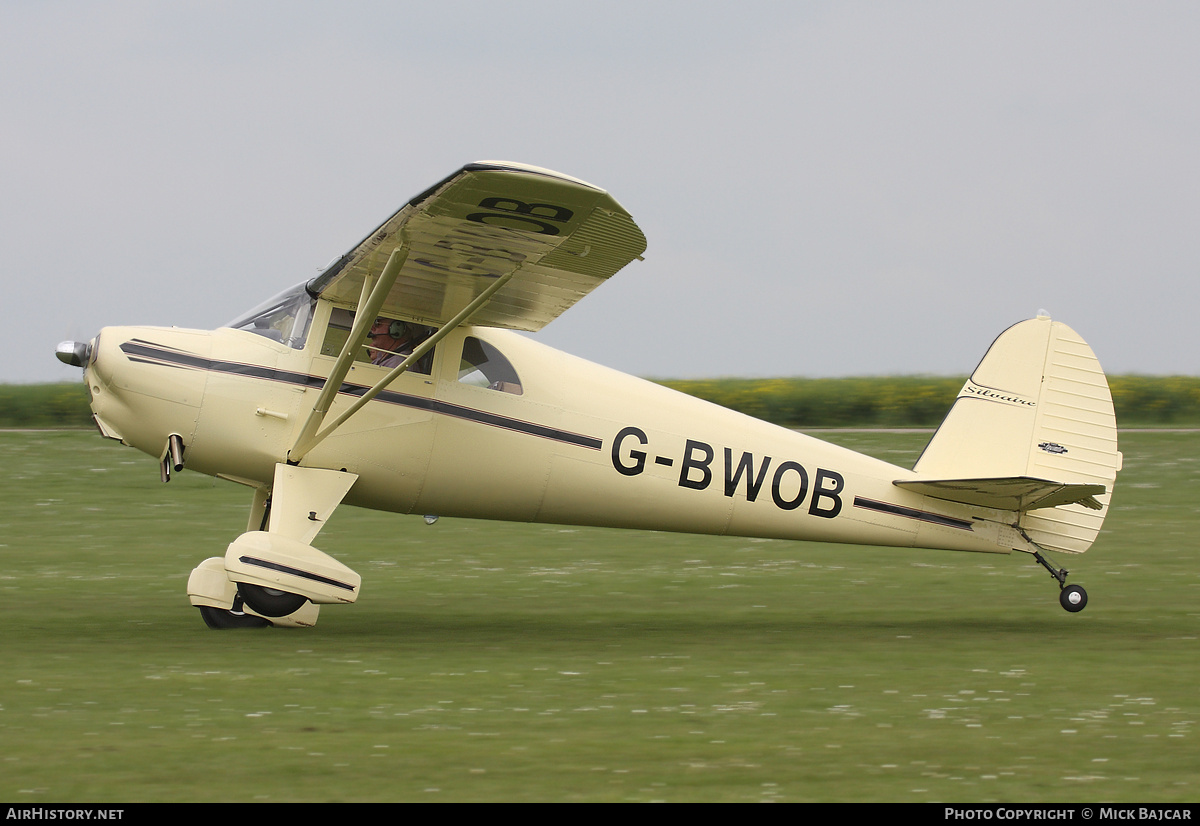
[119,339,602,450]
[853,496,975,531]
[238,556,356,592]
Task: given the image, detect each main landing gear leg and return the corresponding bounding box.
[1032,550,1088,613]
[187,464,361,629]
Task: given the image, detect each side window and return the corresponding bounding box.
[321,308,435,375]
[458,337,522,395]
[320,308,358,358]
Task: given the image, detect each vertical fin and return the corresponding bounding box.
[914,315,1120,554]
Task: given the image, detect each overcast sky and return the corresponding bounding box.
[5,1,1198,384]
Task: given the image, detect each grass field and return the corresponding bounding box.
[1,429,1197,802]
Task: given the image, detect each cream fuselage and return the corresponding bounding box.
[82,297,1014,556]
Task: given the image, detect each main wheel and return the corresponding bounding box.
[198,605,272,629]
[237,583,308,617]
[1059,583,1088,613]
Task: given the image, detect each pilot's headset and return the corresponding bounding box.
[388,320,410,340]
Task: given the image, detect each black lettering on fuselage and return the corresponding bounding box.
[724,448,772,501]
[770,460,809,510]
[608,427,845,521]
[809,468,844,518]
[612,426,648,476]
[678,440,714,490]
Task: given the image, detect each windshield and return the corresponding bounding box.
[225,282,317,349]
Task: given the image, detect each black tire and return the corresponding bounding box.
[198,605,272,629]
[237,582,308,617]
[1059,584,1088,613]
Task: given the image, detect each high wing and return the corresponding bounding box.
[288,161,645,465]
[307,161,647,330]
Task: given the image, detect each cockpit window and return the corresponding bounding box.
[322,308,436,375]
[225,282,317,350]
[458,337,522,394]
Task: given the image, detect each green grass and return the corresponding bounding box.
[0,430,1197,802]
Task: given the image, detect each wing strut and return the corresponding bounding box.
[288,245,408,464]
[288,263,524,465]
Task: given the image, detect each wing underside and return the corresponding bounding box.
[307,161,646,330]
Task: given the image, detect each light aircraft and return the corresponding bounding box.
[56,161,1122,629]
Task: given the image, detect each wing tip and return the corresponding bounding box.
[469,160,604,192]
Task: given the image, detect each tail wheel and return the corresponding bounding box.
[198,605,272,629]
[1059,583,1088,613]
[237,583,309,617]
[1033,551,1088,613]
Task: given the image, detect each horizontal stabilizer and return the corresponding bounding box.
[894,477,1107,512]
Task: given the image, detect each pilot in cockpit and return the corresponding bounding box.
[366,316,434,373]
